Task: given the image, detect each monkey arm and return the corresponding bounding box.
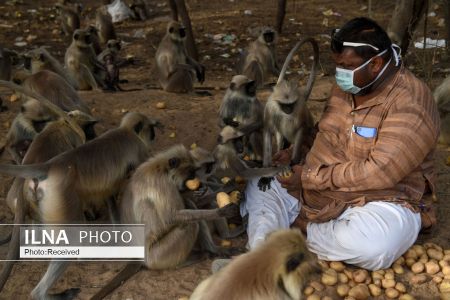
[290,127,305,165]
[227,153,283,179]
[172,203,239,224]
[263,128,272,167]
[237,120,264,136]
[186,56,205,83]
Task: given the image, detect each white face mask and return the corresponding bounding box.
[335,48,390,94]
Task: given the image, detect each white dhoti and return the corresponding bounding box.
[241,178,422,270]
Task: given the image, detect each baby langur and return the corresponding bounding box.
[0,112,161,300]
[96,7,117,45]
[55,2,81,37]
[90,145,240,300]
[237,27,280,88]
[263,38,319,169]
[0,111,97,292]
[25,47,78,89]
[155,21,205,93]
[65,29,107,90]
[190,229,320,300]
[434,76,450,145]
[97,39,133,91]
[220,75,264,160]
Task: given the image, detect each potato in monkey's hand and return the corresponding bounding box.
[185,178,201,191]
[229,190,241,204]
[216,192,232,208]
[278,168,293,179]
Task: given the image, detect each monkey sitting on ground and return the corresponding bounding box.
[65,29,107,90]
[236,27,280,88]
[0,111,162,299]
[90,144,241,300]
[130,0,150,20]
[55,2,82,37]
[155,21,205,93]
[25,47,78,89]
[190,229,320,300]
[219,75,264,160]
[433,76,450,145]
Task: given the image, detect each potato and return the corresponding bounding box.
[348,284,370,299]
[169,132,176,138]
[410,274,428,285]
[385,287,400,299]
[321,269,338,286]
[178,297,189,300]
[440,292,450,300]
[385,272,395,280]
[395,282,406,293]
[330,261,345,272]
[406,258,416,267]
[228,223,237,230]
[349,280,356,288]
[9,93,19,102]
[441,279,450,293]
[190,143,197,149]
[412,244,425,256]
[443,266,450,276]
[156,102,166,109]
[419,253,429,264]
[339,272,349,283]
[318,260,329,269]
[393,264,405,274]
[395,256,405,265]
[428,248,444,261]
[344,269,354,280]
[440,260,449,269]
[306,295,320,300]
[446,250,450,256]
[229,191,241,204]
[185,178,201,190]
[372,272,384,280]
[411,262,425,274]
[220,239,231,247]
[373,278,381,287]
[221,177,231,184]
[368,284,382,297]
[337,284,350,297]
[382,278,396,289]
[425,242,443,252]
[310,280,325,292]
[216,192,231,208]
[434,276,443,284]
[322,296,333,300]
[243,155,251,161]
[404,249,418,260]
[399,294,415,300]
[425,261,440,275]
[353,269,369,283]
[279,170,293,179]
[303,286,314,296]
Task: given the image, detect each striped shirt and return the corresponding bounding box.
[298,66,440,223]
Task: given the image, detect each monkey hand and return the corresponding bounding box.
[218,203,240,218]
[196,65,205,83]
[257,176,274,192]
[277,165,302,192]
[272,148,292,166]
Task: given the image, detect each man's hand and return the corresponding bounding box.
[277,164,302,192]
[272,148,292,166]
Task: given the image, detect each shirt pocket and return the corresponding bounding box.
[348,130,375,159]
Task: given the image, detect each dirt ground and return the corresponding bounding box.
[0,0,449,299]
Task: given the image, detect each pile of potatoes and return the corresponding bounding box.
[304,243,450,300]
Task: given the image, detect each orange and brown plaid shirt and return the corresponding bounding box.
[299,66,440,223]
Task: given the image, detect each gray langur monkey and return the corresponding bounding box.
[219,74,264,160]
[190,229,320,300]
[55,2,81,37]
[65,29,107,90]
[130,0,150,21]
[434,76,450,145]
[89,144,241,300]
[86,25,102,55]
[0,112,162,300]
[155,21,205,93]
[237,27,280,88]
[0,111,97,292]
[262,37,319,171]
[0,46,17,81]
[95,7,117,45]
[25,47,78,89]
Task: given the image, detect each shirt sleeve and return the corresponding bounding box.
[301,102,439,192]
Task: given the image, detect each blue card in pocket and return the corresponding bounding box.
[352,125,377,138]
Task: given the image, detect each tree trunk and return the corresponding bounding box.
[174,0,199,61]
[168,0,178,21]
[275,0,287,33]
[387,0,428,55]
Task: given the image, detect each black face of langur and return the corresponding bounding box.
[167,153,197,191]
[274,80,300,115]
[168,22,186,41]
[73,29,92,48]
[263,30,275,44]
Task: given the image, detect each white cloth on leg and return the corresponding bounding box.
[241,178,300,249]
[242,177,421,270]
[307,201,421,270]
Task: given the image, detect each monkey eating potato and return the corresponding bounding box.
[190,229,319,300]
